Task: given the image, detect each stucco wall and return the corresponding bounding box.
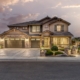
[42,23,50,31]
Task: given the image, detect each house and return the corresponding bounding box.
[0,16,73,49]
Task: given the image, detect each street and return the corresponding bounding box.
[0,62,80,80]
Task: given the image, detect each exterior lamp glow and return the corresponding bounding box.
[25,39,29,41]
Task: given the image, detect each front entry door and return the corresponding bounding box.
[43,37,50,47]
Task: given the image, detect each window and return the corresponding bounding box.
[55,25,64,32]
[32,26,40,32]
[16,27,18,29]
[53,37,69,45]
[22,27,27,30]
[57,25,61,32]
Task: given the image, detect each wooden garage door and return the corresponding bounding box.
[31,39,40,48]
[5,40,25,48]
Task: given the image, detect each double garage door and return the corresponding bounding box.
[5,40,25,48]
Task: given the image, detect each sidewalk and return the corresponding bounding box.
[0,56,80,62]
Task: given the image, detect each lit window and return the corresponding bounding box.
[57,25,61,31]
[32,26,40,32]
[53,37,69,45]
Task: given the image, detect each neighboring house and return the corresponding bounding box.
[0,16,73,49]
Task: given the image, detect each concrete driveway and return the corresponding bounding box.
[0,48,40,58]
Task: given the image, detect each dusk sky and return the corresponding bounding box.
[0,0,80,37]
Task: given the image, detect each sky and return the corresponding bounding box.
[0,0,80,37]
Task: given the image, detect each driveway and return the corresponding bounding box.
[0,48,40,57]
[0,62,80,80]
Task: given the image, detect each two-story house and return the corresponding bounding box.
[0,16,73,49]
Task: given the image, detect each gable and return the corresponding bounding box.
[43,17,70,26]
[1,29,29,38]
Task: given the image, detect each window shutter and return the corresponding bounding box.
[61,25,64,32]
[30,26,32,32]
[55,25,57,31]
[40,26,42,32]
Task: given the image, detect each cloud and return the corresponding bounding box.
[0,0,19,6]
[62,4,80,8]
[21,0,34,3]
[0,6,5,12]
[0,0,34,13]
[0,0,19,13]
[0,22,8,33]
[51,2,62,9]
[2,13,40,24]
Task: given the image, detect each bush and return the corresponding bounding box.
[59,48,64,51]
[51,45,58,51]
[45,49,53,56]
[55,51,63,55]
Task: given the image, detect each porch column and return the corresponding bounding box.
[0,38,4,48]
[25,38,29,48]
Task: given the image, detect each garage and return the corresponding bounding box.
[5,39,25,48]
[31,38,40,48]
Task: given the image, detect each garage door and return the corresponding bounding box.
[5,40,25,48]
[31,39,40,48]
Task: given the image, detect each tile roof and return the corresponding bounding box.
[8,20,42,27]
[8,16,70,27]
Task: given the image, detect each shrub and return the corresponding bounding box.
[59,48,64,51]
[45,49,53,56]
[51,45,58,51]
[55,51,63,55]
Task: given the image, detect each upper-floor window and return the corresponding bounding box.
[55,25,64,32]
[57,25,61,32]
[16,27,18,29]
[32,26,40,32]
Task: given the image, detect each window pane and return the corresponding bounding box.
[37,26,40,32]
[32,26,40,32]
[53,38,58,45]
[32,26,36,32]
[57,25,61,31]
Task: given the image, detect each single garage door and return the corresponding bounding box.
[5,40,25,48]
[31,38,40,48]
